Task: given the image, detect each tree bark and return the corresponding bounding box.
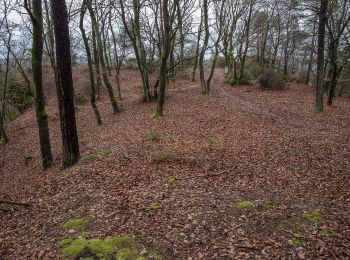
[25,0,54,169]
[50,0,80,167]
[199,0,210,94]
[87,0,119,114]
[79,0,102,125]
[315,0,328,113]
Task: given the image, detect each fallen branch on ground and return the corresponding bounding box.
[0,200,32,207]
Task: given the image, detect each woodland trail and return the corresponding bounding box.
[0,68,350,259]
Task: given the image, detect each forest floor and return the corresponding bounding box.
[0,67,350,259]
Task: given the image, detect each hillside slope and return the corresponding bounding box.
[1,68,350,259]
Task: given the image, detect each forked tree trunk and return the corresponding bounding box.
[154,0,172,117]
[87,0,119,114]
[79,0,102,125]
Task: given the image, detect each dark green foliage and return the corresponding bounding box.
[230,70,253,86]
[259,70,285,90]
[249,65,264,78]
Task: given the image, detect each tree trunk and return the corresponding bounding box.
[87,0,119,114]
[91,27,102,100]
[0,44,10,144]
[239,0,254,82]
[199,0,210,94]
[315,0,328,113]
[306,17,317,85]
[32,0,54,169]
[50,0,80,167]
[79,0,102,125]
[192,20,202,81]
[154,0,172,117]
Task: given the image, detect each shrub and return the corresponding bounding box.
[230,70,253,86]
[249,65,264,78]
[74,92,87,105]
[259,70,285,90]
[6,106,20,121]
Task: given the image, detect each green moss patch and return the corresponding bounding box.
[264,201,274,209]
[303,210,322,223]
[152,150,180,162]
[145,131,161,142]
[167,177,181,185]
[146,205,164,211]
[150,112,162,119]
[82,148,116,163]
[318,228,330,237]
[292,238,303,246]
[235,201,254,210]
[82,154,98,162]
[59,236,147,259]
[206,137,220,145]
[276,223,285,231]
[62,219,88,230]
[97,148,115,158]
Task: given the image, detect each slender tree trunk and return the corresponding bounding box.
[315,0,328,113]
[192,20,202,81]
[26,0,54,169]
[0,45,10,144]
[87,0,119,114]
[43,0,59,96]
[239,0,254,82]
[92,28,101,100]
[327,56,338,105]
[306,18,317,85]
[50,0,80,167]
[199,0,210,94]
[79,0,102,125]
[119,0,151,102]
[177,1,184,70]
[154,0,171,117]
